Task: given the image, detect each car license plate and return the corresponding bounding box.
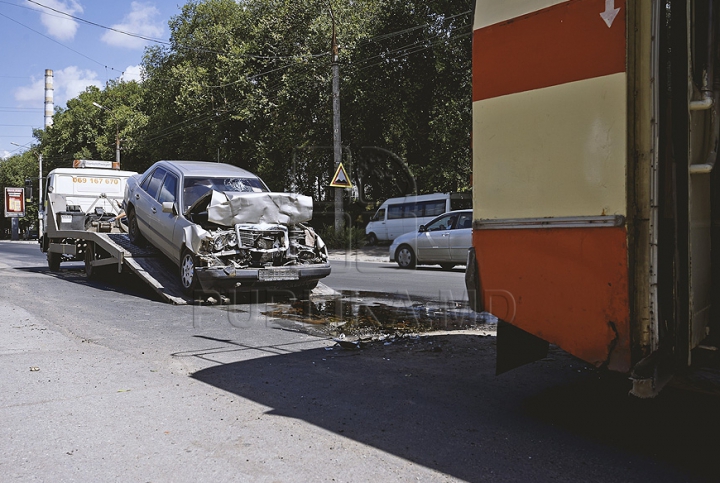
[258,267,299,281]
[61,215,72,224]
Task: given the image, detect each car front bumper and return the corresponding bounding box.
[195,262,332,291]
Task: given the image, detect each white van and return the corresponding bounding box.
[365,192,471,244]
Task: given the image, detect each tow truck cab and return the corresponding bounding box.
[41,159,137,270]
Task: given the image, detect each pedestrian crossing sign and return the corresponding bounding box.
[329,163,352,188]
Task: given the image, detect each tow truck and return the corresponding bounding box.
[41,159,190,304]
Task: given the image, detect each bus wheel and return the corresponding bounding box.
[396,245,416,269]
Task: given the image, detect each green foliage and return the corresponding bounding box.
[319,224,367,250]
[0,150,40,234]
[32,0,473,199]
[40,81,149,173]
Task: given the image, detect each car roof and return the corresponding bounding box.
[154,160,259,178]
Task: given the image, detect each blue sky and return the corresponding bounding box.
[0,0,185,159]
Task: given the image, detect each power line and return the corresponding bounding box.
[0,11,121,72]
[27,0,167,44]
[27,0,329,61]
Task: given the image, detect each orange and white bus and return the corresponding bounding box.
[467,0,720,396]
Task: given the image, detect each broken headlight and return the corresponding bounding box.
[210,231,238,252]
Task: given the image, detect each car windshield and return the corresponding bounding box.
[183,176,268,210]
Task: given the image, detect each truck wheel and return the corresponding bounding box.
[396,245,416,269]
[85,242,112,280]
[47,251,61,272]
[180,249,199,295]
[127,207,145,246]
[366,233,378,246]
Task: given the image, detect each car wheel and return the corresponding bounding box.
[180,249,200,295]
[47,251,61,272]
[292,281,318,300]
[127,207,145,246]
[366,233,378,246]
[395,245,416,269]
[440,263,455,271]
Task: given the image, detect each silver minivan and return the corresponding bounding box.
[365,192,470,245]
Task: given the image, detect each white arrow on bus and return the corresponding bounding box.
[600,0,620,28]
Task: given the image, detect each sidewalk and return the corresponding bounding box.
[326,244,389,263]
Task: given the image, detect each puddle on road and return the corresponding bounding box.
[263,290,496,337]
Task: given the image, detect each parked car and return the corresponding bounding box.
[365,192,471,245]
[124,160,330,294]
[389,210,473,269]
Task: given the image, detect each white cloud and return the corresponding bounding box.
[101,2,164,49]
[29,0,83,41]
[1,151,11,160]
[14,67,102,108]
[121,65,144,83]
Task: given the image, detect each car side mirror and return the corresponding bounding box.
[418,225,426,232]
[162,202,177,215]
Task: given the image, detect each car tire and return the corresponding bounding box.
[366,233,378,246]
[180,248,200,295]
[292,281,318,300]
[440,263,455,271]
[127,207,145,246]
[395,245,416,269]
[47,251,61,272]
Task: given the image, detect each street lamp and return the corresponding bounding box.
[92,102,120,165]
[10,142,43,238]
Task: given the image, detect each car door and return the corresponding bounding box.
[448,212,473,263]
[154,171,181,262]
[417,214,454,262]
[132,167,166,249]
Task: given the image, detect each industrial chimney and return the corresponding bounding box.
[44,69,54,128]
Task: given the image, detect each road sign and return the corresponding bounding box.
[4,187,25,218]
[330,163,352,188]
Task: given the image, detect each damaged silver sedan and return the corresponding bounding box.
[124,160,330,295]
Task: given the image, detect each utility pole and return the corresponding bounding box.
[330,3,344,231]
[38,153,43,238]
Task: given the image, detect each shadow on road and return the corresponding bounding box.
[522,372,720,482]
[15,264,166,303]
[191,335,710,482]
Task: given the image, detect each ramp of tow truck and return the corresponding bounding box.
[98,233,192,305]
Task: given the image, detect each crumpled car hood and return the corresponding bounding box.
[206,191,313,226]
[183,190,325,265]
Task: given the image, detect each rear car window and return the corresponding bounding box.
[146,168,167,200]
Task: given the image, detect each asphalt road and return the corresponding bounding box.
[324,257,468,302]
[1,240,718,482]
